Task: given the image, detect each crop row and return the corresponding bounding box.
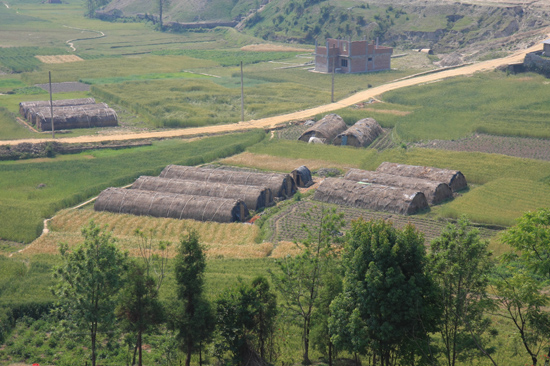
[0,47,68,73]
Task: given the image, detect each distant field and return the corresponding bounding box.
[0,130,265,243]
[80,71,210,85]
[383,73,550,141]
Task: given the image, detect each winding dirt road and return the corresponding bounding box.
[2,40,545,146]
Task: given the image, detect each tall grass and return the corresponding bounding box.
[0,130,266,243]
[152,49,302,67]
[382,73,550,141]
[0,106,35,140]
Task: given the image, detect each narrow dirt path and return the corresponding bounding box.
[1,39,544,146]
[63,25,106,52]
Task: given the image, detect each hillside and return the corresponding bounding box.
[100,0,550,60]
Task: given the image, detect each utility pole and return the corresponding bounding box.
[49,71,55,138]
[240,61,244,122]
[331,44,335,103]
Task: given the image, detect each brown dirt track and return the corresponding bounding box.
[2,39,545,146]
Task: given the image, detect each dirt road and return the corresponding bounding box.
[2,40,544,146]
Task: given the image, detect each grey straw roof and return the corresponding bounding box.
[131,176,273,211]
[19,98,95,119]
[376,162,467,192]
[159,165,296,198]
[314,177,429,215]
[333,118,383,147]
[343,169,452,205]
[94,188,249,223]
[298,114,348,143]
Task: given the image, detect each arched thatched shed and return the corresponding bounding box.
[94,188,249,223]
[27,103,109,123]
[291,166,313,188]
[131,176,273,211]
[298,114,347,143]
[343,169,452,205]
[333,118,383,147]
[35,105,118,131]
[376,162,467,192]
[313,178,428,215]
[19,98,95,120]
[159,165,296,198]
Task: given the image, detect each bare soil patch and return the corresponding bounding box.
[35,81,90,93]
[35,55,84,64]
[416,133,550,161]
[241,44,312,53]
[366,109,412,116]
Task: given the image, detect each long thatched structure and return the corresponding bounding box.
[19,98,95,119]
[291,166,314,188]
[160,165,296,198]
[26,103,109,123]
[343,169,453,205]
[376,162,467,192]
[94,188,249,223]
[333,118,383,147]
[314,178,428,215]
[131,176,273,211]
[35,105,118,131]
[298,114,347,143]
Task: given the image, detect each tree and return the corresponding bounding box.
[269,207,344,365]
[215,276,277,365]
[52,221,127,366]
[117,229,169,366]
[330,219,440,366]
[428,218,496,366]
[156,0,170,31]
[84,0,110,18]
[173,230,214,366]
[492,268,550,366]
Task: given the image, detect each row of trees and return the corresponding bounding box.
[52,207,550,366]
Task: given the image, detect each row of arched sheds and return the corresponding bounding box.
[298,114,383,148]
[313,162,467,215]
[94,165,314,223]
[19,98,118,131]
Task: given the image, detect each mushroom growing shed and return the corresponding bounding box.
[333,118,383,147]
[298,114,347,143]
[376,162,467,192]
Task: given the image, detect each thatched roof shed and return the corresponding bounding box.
[131,176,273,211]
[19,98,95,119]
[292,166,314,188]
[376,162,467,192]
[26,103,109,123]
[298,114,347,143]
[313,178,428,215]
[343,169,452,205]
[94,188,249,223]
[160,165,296,198]
[333,118,383,147]
[35,105,118,131]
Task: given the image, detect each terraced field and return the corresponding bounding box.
[266,201,500,245]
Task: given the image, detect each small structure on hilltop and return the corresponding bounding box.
[298,114,347,144]
[376,162,467,192]
[291,166,314,188]
[333,118,383,147]
[314,39,393,74]
[94,188,249,223]
[314,178,428,215]
[544,39,550,54]
[160,165,297,198]
[343,169,453,205]
[131,176,273,211]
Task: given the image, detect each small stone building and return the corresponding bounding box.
[544,39,550,55]
[314,39,393,74]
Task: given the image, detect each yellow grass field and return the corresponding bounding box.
[20,209,303,259]
[35,55,84,64]
[220,152,358,172]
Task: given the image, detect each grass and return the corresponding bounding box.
[0,107,36,140]
[439,178,550,226]
[79,71,211,85]
[152,49,304,67]
[0,130,265,243]
[382,72,550,141]
[0,79,27,92]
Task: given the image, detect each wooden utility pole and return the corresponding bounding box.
[49,71,55,138]
[240,61,244,122]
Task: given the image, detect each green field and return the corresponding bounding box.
[0,130,265,243]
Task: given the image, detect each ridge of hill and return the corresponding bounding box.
[100,0,550,60]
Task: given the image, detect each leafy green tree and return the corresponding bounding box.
[330,219,440,366]
[501,208,550,277]
[270,207,344,365]
[215,276,277,365]
[492,268,550,366]
[173,230,214,366]
[52,221,127,366]
[428,218,495,366]
[117,229,169,366]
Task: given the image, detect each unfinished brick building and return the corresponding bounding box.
[314,39,393,74]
